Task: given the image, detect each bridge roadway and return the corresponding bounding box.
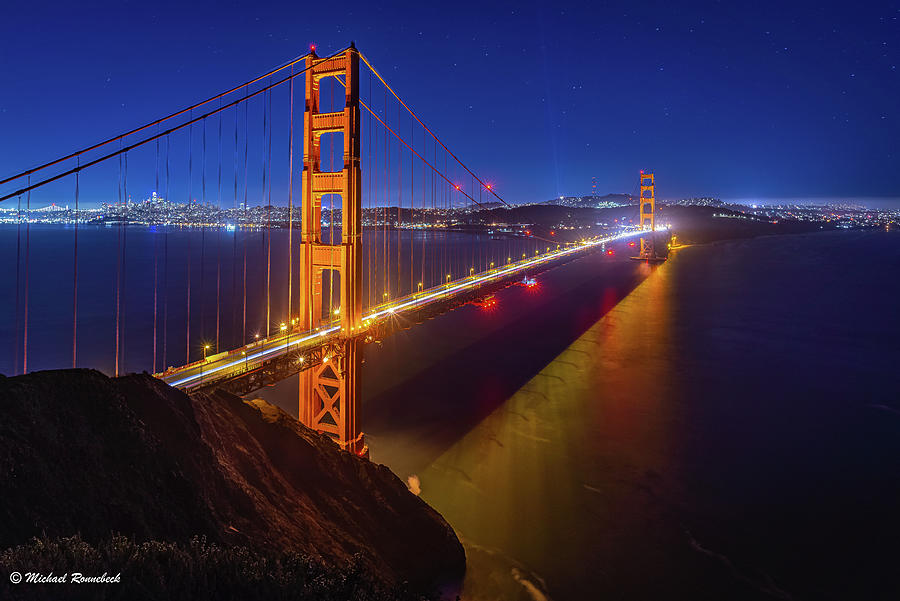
[158,228,647,391]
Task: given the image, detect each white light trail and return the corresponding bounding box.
[167,228,646,389]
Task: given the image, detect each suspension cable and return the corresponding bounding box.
[23,180,31,374]
[357,51,511,208]
[186,121,193,364]
[242,90,248,345]
[287,63,295,327]
[1,47,349,204]
[14,192,22,373]
[72,158,79,368]
[152,138,158,373]
[163,134,170,369]
[335,74,492,211]
[0,51,321,189]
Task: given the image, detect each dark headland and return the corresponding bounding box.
[0,369,464,600]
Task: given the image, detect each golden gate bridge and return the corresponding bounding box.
[0,44,663,455]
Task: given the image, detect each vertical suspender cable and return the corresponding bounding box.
[421,126,425,290]
[164,135,170,369]
[383,86,388,301]
[243,90,249,344]
[200,119,207,344]
[152,139,159,372]
[409,113,413,295]
[115,153,123,376]
[231,101,238,349]
[432,135,436,288]
[263,84,272,338]
[186,120,193,364]
[287,63,295,326]
[368,72,374,309]
[396,98,403,298]
[23,180,31,373]
[216,110,222,352]
[72,159,80,368]
[261,88,268,337]
[14,192,22,374]
[122,152,129,374]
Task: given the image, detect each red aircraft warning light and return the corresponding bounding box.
[628,241,636,247]
[310,43,317,52]
[607,249,615,256]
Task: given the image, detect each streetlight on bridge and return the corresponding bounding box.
[280,322,288,354]
[200,344,211,383]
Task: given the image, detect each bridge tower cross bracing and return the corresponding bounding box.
[639,171,656,259]
[298,45,364,454]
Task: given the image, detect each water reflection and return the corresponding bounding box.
[413,254,677,599]
[257,231,900,600]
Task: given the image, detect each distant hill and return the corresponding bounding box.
[466,202,835,245]
[538,193,635,208]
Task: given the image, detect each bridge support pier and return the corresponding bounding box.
[298,340,360,451]
[298,45,365,456]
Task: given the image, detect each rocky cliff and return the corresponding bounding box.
[0,369,464,596]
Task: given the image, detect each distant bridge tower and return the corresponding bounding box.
[639,171,655,258]
[298,45,365,454]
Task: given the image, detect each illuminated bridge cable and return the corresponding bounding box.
[24,181,30,374]
[115,152,122,377]
[260,87,268,338]
[200,119,207,348]
[409,113,414,297]
[335,75,492,212]
[164,134,170,369]
[364,72,370,309]
[152,138,159,373]
[73,158,79,368]
[216,109,223,353]
[242,92,248,346]
[265,85,272,337]
[422,131,427,289]
[383,85,387,303]
[14,192,21,373]
[0,48,349,204]
[397,97,402,299]
[186,120,193,365]
[287,63,295,330]
[357,51,511,208]
[232,98,239,349]
[122,151,129,375]
[0,50,322,189]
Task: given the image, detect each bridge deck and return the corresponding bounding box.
[158,229,645,392]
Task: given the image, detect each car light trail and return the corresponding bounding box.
[164,228,646,389]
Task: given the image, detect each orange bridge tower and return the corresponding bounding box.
[298,45,365,455]
[639,171,656,259]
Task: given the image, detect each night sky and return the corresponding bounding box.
[1,0,898,203]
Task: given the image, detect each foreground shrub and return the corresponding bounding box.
[0,535,433,601]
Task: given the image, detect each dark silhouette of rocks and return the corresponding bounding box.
[0,369,464,596]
